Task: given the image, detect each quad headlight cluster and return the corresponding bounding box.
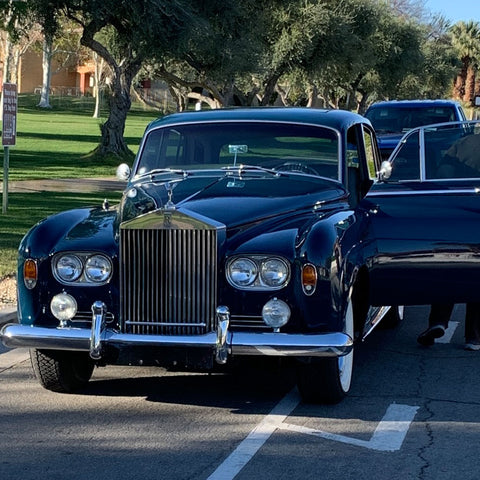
[226,255,290,290]
[52,253,113,285]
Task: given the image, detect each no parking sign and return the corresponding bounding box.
[2,83,17,146]
[2,83,17,213]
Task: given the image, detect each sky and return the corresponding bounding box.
[426,0,480,23]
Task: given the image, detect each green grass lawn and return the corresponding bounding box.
[0,94,161,278]
[6,94,160,180]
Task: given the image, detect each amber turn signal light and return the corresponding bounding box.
[23,259,38,289]
[301,263,317,295]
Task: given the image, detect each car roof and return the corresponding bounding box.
[366,99,460,110]
[145,107,371,134]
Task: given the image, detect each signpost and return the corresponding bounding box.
[2,83,17,213]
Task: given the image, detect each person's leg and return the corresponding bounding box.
[464,303,480,350]
[428,304,453,328]
[417,304,454,346]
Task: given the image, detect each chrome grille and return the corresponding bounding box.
[120,211,218,335]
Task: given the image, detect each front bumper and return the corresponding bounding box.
[0,302,353,362]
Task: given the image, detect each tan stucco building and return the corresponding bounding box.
[16,49,94,96]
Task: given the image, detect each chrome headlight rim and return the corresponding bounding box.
[52,252,113,286]
[226,257,258,287]
[85,254,113,283]
[226,255,290,291]
[260,257,289,288]
[53,254,83,283]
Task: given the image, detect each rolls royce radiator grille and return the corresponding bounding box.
[120,213,218,336]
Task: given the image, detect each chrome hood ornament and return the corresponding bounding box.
[164,181,178,211]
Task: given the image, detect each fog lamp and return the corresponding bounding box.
[262,298,291,329]
[50,293,77,322]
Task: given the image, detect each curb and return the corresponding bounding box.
[0,307,17,328]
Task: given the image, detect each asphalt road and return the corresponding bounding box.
[1,304,479,480]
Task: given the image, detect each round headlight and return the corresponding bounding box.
[85,255,112,283]
[262,298,291,329]
[50,293,77,322]
[55,255,82,282]
[228,258,258,287]
[260,258,289,287]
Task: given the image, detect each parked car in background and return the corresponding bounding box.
[364,99,466,159]
[1,107,388,404]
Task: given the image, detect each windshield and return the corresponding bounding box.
[134,121,340,180]
[388,121,480,181]
[366,106,457,134]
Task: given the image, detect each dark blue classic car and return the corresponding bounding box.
[364,99,466,159]
[2,107,388,404]
[6,109,480,403]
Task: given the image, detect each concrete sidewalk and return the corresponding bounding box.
[1,176,124,193]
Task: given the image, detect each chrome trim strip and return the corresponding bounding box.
[419,128,426,181]
[367,188,480,197]
[125,321,208,327]
[0,324,353,358]
[361,305,391,340]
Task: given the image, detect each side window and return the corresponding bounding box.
[363,127,377,179]
[346,126,360,169]
[390,131,420,180]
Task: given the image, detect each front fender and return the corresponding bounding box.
[17,207,119,327]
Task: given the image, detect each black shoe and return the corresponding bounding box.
[417,325,446,346]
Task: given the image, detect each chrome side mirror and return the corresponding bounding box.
[378,160,392,181]
[116,163,131,181]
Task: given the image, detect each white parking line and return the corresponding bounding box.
[436,321,459,343]
[208,387,419,479]
[0,348,29,371]
[207,388,300,480]
[279,403,419,451]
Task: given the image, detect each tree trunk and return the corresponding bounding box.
[2,35,12,85]
[260,72,282,106]
[80,25,142,156]
[37,36,52,109]
[464,64,476,105]
[306,85,318,108]
[356,90,369,115]
[453,74,464,100]
[97,84,131,156]
[92,53,104,119]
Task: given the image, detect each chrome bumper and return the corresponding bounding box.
[0,303,353,362]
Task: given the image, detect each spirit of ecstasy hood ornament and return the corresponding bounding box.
[164,181,178,210]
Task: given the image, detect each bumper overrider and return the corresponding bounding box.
[0,301,353,362]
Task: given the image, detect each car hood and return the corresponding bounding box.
[376,133,403,151]
[120,173,348,229]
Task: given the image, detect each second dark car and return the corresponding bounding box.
[364,99,466,159]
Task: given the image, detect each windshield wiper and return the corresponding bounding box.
[222,164,284,177]
[135,168,190,181]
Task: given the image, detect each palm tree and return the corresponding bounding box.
[450,21,480,105]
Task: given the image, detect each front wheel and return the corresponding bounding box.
[296,299,354,404]
[30,349,95,393]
